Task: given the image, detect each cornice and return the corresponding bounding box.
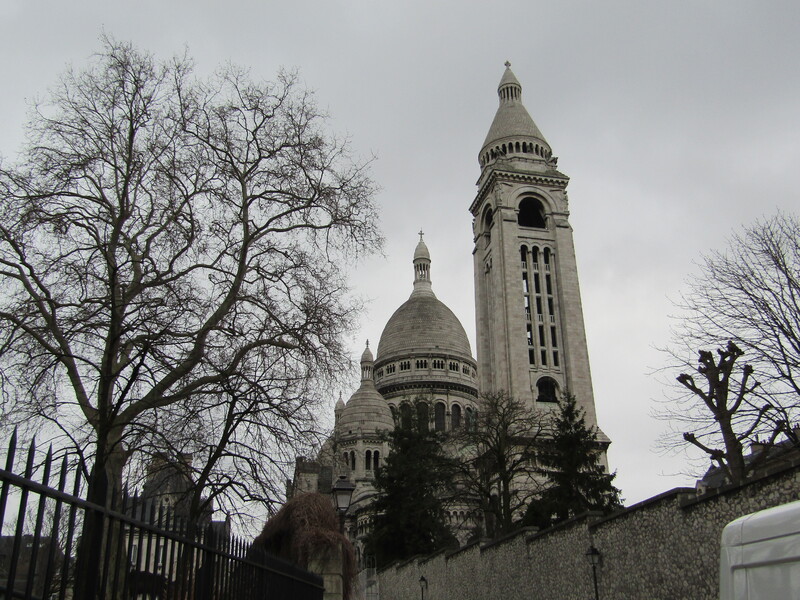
[470,168,569,214]
[377,380,478,399]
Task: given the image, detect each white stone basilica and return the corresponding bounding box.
[289,62,608,557]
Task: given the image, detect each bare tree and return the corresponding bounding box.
[674,212,800,425]
[0,36,381,522]
[674,342,785,485]
[449,392,546,537]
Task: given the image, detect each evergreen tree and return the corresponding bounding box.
[524,396,622,529]
[366,423,457,568]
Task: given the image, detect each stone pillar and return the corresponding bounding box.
[308,546,346,600]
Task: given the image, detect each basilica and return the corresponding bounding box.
[289,62,609,554]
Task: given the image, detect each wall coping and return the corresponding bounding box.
[419,546,458,565]
[525,510,600,542]
[444,537,485,560]
[681,454,800,509]
[481,526,539,551]
[588,487,695,529]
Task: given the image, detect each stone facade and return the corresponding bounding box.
[377,459,800,600]
[470,63,604,440]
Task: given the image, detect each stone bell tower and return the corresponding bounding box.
[471,62,601,431]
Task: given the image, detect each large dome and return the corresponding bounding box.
[376,294,472,362]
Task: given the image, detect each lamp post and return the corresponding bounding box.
[585,545,600,600]
[419,575,428,600]
[331,475,355,534]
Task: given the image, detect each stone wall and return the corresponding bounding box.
[376,460,800,600]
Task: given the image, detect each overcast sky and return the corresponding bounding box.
[2,1,798,505]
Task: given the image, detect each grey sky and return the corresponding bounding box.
[2,1,799,505]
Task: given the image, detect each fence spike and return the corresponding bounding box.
[23,435,36,479]
[5,428,17,471]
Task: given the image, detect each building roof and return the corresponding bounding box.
[338,343,395,434]
[377,295,472,362]
[481,62,550,157]
[376,238,473,363]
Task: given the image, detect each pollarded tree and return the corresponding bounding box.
[673,212,800,434]
[450,391,547,537]
[674,342,784,485]
[0,37,381,518]
[524,395,621,529]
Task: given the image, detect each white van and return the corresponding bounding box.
[720,500,800,598]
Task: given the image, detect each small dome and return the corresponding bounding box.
[361,342,374,364]
[337,381,394,434]
[414,239,430,261]
[335,392,345,411]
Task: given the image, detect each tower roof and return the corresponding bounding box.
[480,62,551,161]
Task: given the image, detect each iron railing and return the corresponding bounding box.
[0,432,324,600]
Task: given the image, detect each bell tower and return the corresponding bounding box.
[471,62,601,429]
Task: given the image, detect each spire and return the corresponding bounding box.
[498,61,522,103]
[412,231,434,297]
[479,62,552,169]
[360,340,374,381]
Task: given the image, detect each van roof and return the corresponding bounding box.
[722,500,800,547]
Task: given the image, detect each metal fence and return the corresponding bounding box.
[0,432,324,600]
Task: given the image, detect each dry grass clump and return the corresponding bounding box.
[253,493,357,599]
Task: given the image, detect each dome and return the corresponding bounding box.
[337,343,394,434]
[377,294,472,362]
[414,238,430,261]
[337,383,394,434]
[361,342,374,363]
[376,236,473,362]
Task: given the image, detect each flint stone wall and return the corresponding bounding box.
[377,459,800,600]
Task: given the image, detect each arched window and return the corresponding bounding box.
[400,404,413,429]
[350,451,356,471]
[518,198,546,228]
[483,206,494,247]
[365,450,372,471]
[434,402,446,432]
[451,404,462,429]
[465,407,475,431]
[373,451,380,468]
[417,402,429,432]
[537,377,558,403]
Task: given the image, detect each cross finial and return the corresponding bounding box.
[504,60,511,68]
[418,229,424,242]
[365,339,369,348]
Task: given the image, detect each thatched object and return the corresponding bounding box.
[253,493,356,599]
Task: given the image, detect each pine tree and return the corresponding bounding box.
[524,395,622,529]
[365,423,457,567]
